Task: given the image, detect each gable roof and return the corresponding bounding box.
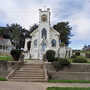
[31,26,60,37]
[30,28,38,36]
[50,27,60,35]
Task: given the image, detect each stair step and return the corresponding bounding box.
[13,73,44,76]
[23,65,43,67]
[14,72,44,74]
[14,73,44,75]
[18,70,43,72]
[12,75,44,77]
[16,70,43,72]
[14,74,44,77]
[20,67,42,69]
[10,76,45,78]
[19,68,42,71]
[24,64,43,65]
[9,72,44,75]
[11,77,44,79]
[8,63,46,82]
[9,79,46,82]
[22,67,43,69]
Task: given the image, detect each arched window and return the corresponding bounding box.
[51,39,56,47]
[42,28,47,39]
[41,14,47,22]
[42,41,46,52]
[34,40,37,47]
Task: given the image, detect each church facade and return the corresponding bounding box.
[24,8,72,60]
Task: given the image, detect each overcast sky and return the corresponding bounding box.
[0,0,90,49]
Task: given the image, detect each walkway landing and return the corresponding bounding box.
[24,60,44,64]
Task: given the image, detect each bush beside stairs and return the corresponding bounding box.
[8,60,48,82]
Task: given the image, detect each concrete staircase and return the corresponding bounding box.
[8,61,48,82]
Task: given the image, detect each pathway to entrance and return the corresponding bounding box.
[0,81,90,90]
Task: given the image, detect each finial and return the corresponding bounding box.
[39,9,42,11]
[43,5,47,11]
[47,8,50,11]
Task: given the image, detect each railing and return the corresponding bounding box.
[7,61,24,80]
[43,62,48,81]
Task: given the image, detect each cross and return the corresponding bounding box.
[43,5,47,11]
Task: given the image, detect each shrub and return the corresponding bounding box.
[72,56,87,63]
[75,51,80,56]
[52,58,70,71]
[10,49,22,61]
[0,77,7,81]
[46,50,55,62]
[71,55,76,58]
[86,52,90,58]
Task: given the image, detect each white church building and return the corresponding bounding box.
[24,8,72,60]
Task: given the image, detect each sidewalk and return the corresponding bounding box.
[0,81,90,90]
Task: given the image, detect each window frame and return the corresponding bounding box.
[51,39,56,47]
[41,28,47,39]
[34,39,37,48]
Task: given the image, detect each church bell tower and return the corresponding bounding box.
[39,8,51,25]
[37,8,51,59]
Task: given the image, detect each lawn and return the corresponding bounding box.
[0,77,7,81]
[0,56,13,61]
[47,87,90,90]
[48,80,90,83]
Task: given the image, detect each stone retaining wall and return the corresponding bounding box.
[46,63,90,80]
[0,61,23,78]
[0,61,8,77]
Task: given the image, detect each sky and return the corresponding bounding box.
[0,0,90,49]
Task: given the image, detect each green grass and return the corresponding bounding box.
[0,77,7,81]
[48,80,90,83]
[0,56,13,61]
[47,87,90,90]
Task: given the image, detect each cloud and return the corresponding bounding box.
[0,0,90,49]
[67,0,90,49]
[70,0,90,41]
[0,0,40,28]
[0,0,61,29]
[71,16,90,40]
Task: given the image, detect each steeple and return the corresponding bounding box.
[39,8,50,25]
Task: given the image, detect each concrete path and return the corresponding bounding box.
[0,81,90,90]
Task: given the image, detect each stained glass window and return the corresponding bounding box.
[42,41,46,52]
[51,39,56,47]
[34,39,37,47]
[42,28,47,39]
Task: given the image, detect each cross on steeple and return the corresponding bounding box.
[43,5,47,11]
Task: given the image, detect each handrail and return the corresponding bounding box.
[6,61,23,79]
[43,62,48,81]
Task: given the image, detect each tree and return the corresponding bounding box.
[53,22,72,46]
[29,24,38,34]
[0,24,31,50]
[0,27,4,37]
[6,24,31,49]
[0,27,10,38]
[6,24,22,49]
